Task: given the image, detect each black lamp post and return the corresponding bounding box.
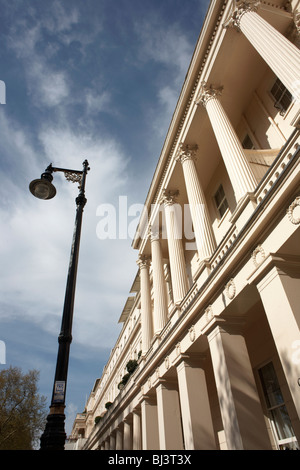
[29,159,90,450]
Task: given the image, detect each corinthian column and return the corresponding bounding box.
[231,1,300,101]
[162,190,189,305]
[176,143,216,261]
[197,85,257,202]
[137,255,153,354]
[149,228,169,335]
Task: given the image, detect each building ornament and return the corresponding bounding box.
[136,254,150,269]
[294,10,300,35]
[205,305,214,323]
[252,245,266,267]
[164,356,170,370]
[225,278,236,299]
[287,196,300,225]
[160,189,179,206]
[175,142,198,164]
[189,325,196,342]
[228,1,261,30]
[148,226,160,241]
[196,82,223,108]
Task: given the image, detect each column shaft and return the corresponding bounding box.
[137,256,153,354]
[150,232,169,334]
[256,262,300,421]
[203,92,257,201]
[208,322,272,449]
[110,433,116,450]
[140,397,160,450]
[176,357,216,449]
[177,144,216,261]
[163,192,189,304]
[237,8,300,100]
[115,427,123,450]
[132,410,142,450]
[156,381,184,450]
[123,419,132,450]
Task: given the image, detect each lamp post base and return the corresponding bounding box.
[40,411,66,450]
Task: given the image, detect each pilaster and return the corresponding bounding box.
[155,379,184,450]
[140,395,160,450]
[176,354,216,450]
[207,318,272,449]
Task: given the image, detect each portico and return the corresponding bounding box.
[70,0,300,451]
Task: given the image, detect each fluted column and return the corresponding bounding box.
[161,190,189,305]
[176,143,216,261]
[197,86,257,202]
[149,228,169,334]
[231,1,300,101]
[137,255,153,354]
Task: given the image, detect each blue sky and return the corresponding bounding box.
[0,0,210,437]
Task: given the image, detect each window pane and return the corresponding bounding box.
[259,362,284,408]
[219,200,229,217]
[271,79,284,101]
[271,405,294,441]
[280,90,292,112]
[214,186,224,206]
[270,78,293,113]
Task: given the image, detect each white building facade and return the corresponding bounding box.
[70,0,300,450]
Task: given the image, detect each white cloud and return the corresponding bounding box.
[135,19,192,76]
[0,109,138,353]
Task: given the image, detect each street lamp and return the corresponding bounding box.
[29,159,90,450]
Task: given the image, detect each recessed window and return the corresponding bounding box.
[270,78,293,115]
[214,185,228,218]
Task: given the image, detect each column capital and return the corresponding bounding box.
[160,189,179,206]
[175,142,198,165]
[196,82,223,108]
[225,1,260,30]
[148,225,161,241]
[137,254,150,269]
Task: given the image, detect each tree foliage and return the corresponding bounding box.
[0,366,48,450]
